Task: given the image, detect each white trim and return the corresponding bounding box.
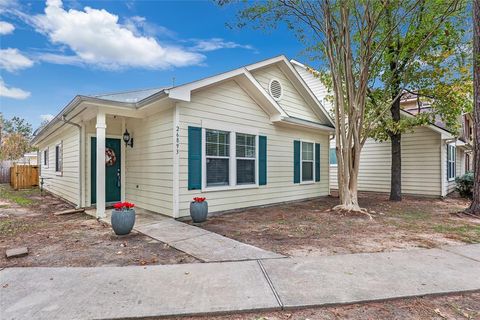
[300,140,315,183]
[172,105,180,218]
[120,118,126,202]
[201,125,259,192]
[447,144,456,182]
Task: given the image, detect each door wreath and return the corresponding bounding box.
[105,148,116,166]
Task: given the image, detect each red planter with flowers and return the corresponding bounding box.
[190,197,208,223]
[111,202,136,235]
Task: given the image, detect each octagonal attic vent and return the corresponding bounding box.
[269,79,283,101]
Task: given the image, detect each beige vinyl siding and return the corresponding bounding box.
[124,108,174,215]
[330,127,442,196]
[292,64,333,113]
[177,80,329,217]
[252,65,321,123]
[37,125,79,205]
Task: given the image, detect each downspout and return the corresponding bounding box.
[61,115,83,209]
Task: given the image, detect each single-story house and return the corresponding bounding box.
[32,55,335,218]
[292,60,473,197]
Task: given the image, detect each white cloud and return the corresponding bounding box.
[0,48,34,72]
[40,114,54,122]
[0,78,30,99]
[29,0,204,70]
[192,38,255,52]
[0,21,14,34]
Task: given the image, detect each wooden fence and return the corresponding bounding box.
[10,164,39,190]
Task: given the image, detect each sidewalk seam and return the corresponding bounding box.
[257,260,284,309]
[440,247,480,263]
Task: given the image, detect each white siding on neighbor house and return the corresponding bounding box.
[252,65,321,123]
[330,126,442,196]
[38,125,79,205]
[123,108,174,216]
[177,80,330,217]
[292,64,333,113]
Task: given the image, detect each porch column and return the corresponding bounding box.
[96,112,106,218]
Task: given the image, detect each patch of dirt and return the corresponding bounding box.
[195,192,480,257]
[0,184,198,267]
[163,292,480,320]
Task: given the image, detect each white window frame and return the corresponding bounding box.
[300,140,315,184]
[43,148,49,168]
[201,122,259,192]
[447,144,456,181]
[55,141,63,175]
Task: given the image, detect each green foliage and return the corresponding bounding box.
[0,113,34,160]
[456,171,474,199]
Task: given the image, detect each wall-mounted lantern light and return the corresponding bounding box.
[123,129,134,148]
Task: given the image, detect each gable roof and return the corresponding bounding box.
[33,55,335,145]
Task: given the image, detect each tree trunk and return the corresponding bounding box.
[389,96,402,201]
[468,0,480,215]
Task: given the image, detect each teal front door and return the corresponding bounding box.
[91,137,121,204]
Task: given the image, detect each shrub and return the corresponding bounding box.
[456,172,474,199]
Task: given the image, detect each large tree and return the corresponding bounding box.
[0,114,34,161]
[467,0,480,215]
[370,0,470,201]
[223,0,466,212]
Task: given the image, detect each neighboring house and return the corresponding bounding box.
[32,56,334,218]
[292,60,473,198]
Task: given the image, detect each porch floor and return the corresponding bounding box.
[85,208,283,262]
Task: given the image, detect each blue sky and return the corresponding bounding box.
[0,0,308,129]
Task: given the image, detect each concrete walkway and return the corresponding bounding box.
[1,244,479,320]
[87,208,283,262]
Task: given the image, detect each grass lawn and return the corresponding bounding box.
[194,192,480,257]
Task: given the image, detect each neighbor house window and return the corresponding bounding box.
[301,142,314,182]
[55,142,63,173]
[236,133,256,185]
[43,148,49,168]
[205,129,230,187]
[447,144,456,181]
[466,153,471,172]
[329,148,337,165]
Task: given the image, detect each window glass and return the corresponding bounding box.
[236,133,255,158]
[447,145,456,180]
[206,129,230,186]
[301,142,314,181]
[206,158,229,186]
[237,159,255,185]
[302,162,313,181]
[55,144,62,172]
[302,142,313,161]
[206,130,229,157]
[329,148,337,165]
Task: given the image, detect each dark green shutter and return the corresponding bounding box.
[188,126,202,190]
[259,136,267,185]
[315,143,320,182]
[293,140,300,183]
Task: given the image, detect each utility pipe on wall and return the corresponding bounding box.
[61,115,83,209]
